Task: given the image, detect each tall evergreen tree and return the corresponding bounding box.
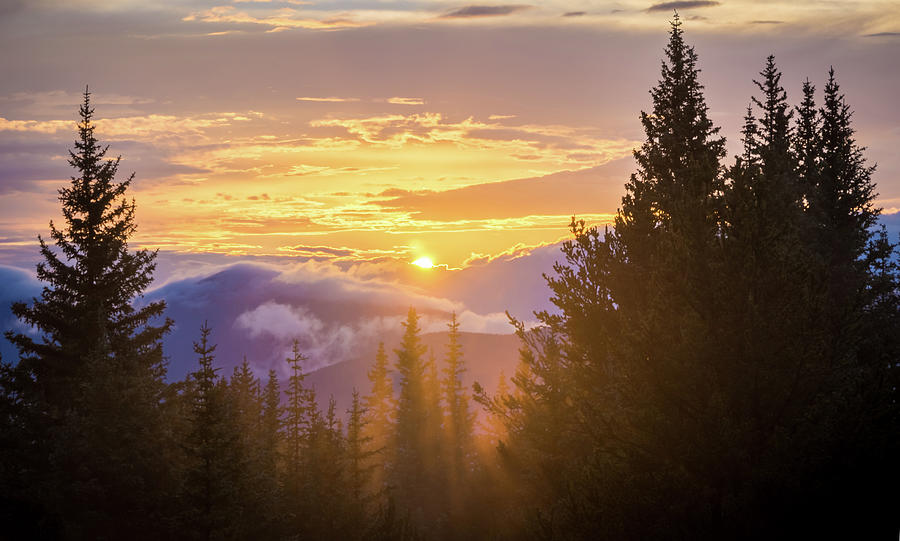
[227,356,275,537]
[260,368,282,462]
[423,346,444,470]
[182,322,243,541]
[600,19,728,512]
[2,89,174,538]
[346,388,377,526]
[813,68,879,324]
[283,340,309,502]
[799,68,896,538]
[591,16,726,534]
[230,357,261,434]
[441,313,475,488]
[794,78,820,196]
[716,57,831,535]
[258,368,283,536]
[619,12,725,253]
[477,369,510,452]
[392,308,430,523]
[364,340,395,490]
[324,395,351,530]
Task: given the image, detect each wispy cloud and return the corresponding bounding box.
[298,96,425,105]
[439,5,531,19]
[233,0,312,4]
[297,96,360,102]
[463,241,551,266]
[386,97,425,105]
[276,244,403,261]
[646,1,720,13]
[307,112,636,164]
[0,117,73,134]
[0,113,261,139]
[183,6,371,31]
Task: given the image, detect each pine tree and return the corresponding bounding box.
[392,308,430,522]
[281,340,351,538]
[715,57,836,536]
[423,346,447,521]
[230,357,261,434]
[620,12,725,252]
[478,369,509,451]
[2,89,174,538]
[324,394,350,534]
[227,357,276,537]
[604,18,727,502]
[424,347,444,466]
[346,389,377,523]
[441,313,475,487]
[797,69,896,538]
[497,16,728,537]
[258,368,283,535]
[364,341,395,486]
[260,369,282,461]
[182,322,243,540]
[813,68,879,324]
[753,56,795,174]
[794,78,820,196]
[283,340,309,500]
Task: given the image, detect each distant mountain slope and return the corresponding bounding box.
[306,331,521,418]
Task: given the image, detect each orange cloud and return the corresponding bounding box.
[297,96,360,102]
[183,6,372,31]
[308,112,637,166]
[371,159,631,221]
[387,97,425,105]
[0,112,263,141]
[0,118,72,134]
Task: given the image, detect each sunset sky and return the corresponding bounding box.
[1,0,898,370]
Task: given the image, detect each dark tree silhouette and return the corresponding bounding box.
[182,322,244,540]
[1,89,174,538]
[481,16,900,540]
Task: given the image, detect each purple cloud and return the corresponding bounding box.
[646,1,720,12]
[440,5,531,19]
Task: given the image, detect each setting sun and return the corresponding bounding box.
[412,257,434,269]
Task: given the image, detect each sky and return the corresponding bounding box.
[0,0,898,373]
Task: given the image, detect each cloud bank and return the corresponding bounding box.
[134,251,551,380]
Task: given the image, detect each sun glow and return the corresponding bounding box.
[412,256,434,269]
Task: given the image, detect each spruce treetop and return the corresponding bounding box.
[6,88,170,405]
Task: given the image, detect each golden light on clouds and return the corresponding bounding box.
[0,97,637,268]
[182,5,373,31]
[3,0,897,275]
[387,97,425,106]
[296,97,360,103]
[171,0,900,37]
